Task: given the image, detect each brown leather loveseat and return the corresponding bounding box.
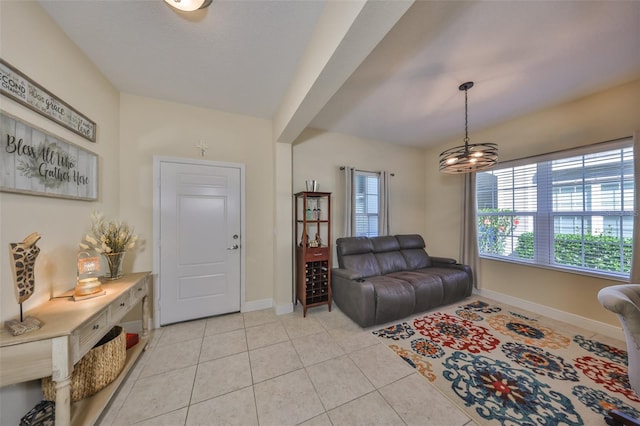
[332,234,473,327]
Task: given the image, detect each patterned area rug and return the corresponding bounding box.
[372,298,640,425]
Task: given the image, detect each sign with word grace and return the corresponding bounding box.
[1,111,98,201]
[0,59,97,142]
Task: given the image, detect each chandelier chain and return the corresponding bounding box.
[464,87,469,146]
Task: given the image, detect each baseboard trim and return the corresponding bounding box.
[474,288,624,341]
[241,299,293,315]
[275,303,294,315]
[242,298,273,313]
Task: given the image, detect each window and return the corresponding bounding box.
[354,171,380,237]
[475,138,634,278]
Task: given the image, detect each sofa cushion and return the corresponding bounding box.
[371,236,400,252]
[376,251,409,274]
[387,271,444,312]
[366,275,415,325]
[337,237,381,277]
[419,267,471,304]
[396,234,426,249]
[397,234,432,269]
[400,248,432,269]
[371,236,408,274]
[337,237,374,258]
[341,253,381,278]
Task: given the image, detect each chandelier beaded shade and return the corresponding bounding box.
[439,82,498,174]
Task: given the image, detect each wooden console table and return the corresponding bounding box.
[0,272,151,426]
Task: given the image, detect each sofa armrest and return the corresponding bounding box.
[332,268,365,281]
[331,272,376,327]
[430,256,457,265]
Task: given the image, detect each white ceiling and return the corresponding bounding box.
[38,0,640,149]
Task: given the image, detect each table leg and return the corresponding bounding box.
[141,293,149,340]
[52,336,71,426]
[54,377,72,426]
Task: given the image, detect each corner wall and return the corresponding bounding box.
[292,129,427,250]
[424,79,640,326]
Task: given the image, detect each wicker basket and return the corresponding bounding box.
[42,326,126,402]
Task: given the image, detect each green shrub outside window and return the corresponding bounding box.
[515,232,633,274]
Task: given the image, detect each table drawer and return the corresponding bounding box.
[110,292,131,323]
[78,310,108,355]
[130,277,147,303]
[304,247,329,261]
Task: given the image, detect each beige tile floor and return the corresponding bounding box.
[96,302,477,426]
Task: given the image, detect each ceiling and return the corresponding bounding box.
[38,0,640,149]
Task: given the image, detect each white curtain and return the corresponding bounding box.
[343,166,355,237]
[461,173,480,289]
[379,171,391,236]
[631,130,639,283]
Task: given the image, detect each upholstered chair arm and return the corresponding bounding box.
[331,271,376,327]
[430,256,457,265]
[597,284,640,394]
[332,268,365,281]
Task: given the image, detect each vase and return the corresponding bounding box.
[103,252,125,280]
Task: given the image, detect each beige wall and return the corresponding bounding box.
[0,2,121,423]
[0,1,121,319]
[425,78,640,326]
[273,143,294,310]
[292,129,427,251]
[119,94,275,304]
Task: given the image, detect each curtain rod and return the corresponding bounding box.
[340,166,395,176]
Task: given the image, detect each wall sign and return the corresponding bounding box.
[1,111,98,201]
[0,59,97,142]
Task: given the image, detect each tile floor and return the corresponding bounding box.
[96,302,476,426]
[96,297,626,426]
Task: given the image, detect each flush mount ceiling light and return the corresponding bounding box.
[439,82,498,174]
[164,0,212,12]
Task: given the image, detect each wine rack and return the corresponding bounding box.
[294,191,331,316]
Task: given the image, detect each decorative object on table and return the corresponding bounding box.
[0,59,97,142]
[439,81,498,173]
[42,326,126,402]
[373,298,640,425]
[102,251,126,280]
[80,211,138,280]
[0,111,98,201]
[73,252,105,301]
[5,232,43,336]
[305,180,318,192]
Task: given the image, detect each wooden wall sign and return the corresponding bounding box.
[0,59,97,142]
[1,111,98,201]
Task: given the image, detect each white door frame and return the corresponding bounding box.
[152,156,246,329]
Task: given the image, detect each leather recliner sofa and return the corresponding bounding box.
[332,234,473,327]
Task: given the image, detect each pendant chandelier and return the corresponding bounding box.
[164,0,212,12]
[439,82,498,174]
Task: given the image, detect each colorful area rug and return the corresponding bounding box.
[372,298,640,425]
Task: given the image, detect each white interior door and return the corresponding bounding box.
[158,160,242,325]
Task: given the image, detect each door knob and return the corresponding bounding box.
[227,244,239,250]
